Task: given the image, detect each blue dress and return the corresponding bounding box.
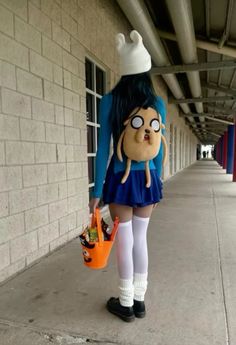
[93,93,167,207]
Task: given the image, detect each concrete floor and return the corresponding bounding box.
[0,159,236,345]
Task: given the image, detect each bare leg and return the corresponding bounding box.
[133,204,154,218]
[109,203,133,222]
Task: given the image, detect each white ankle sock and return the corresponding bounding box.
[119,278,134,307]
[134,273,148,302]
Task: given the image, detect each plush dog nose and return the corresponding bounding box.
[145,129,150,134]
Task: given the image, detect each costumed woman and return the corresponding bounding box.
[89,30,167,322]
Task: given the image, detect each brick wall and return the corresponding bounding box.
[0,0,131,283]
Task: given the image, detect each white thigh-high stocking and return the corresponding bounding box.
[115,220,134,307]
[132,215,150,301]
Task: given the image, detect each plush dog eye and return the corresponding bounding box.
[150,119,160,132]
[131,116,144,129]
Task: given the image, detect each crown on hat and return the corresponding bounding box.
[116,30,152,76]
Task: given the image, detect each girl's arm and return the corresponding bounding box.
[92,93,113,198]
[153,96,167,178]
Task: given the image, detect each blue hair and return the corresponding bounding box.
[111,72,157,147]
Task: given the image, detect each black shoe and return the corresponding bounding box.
[106,297,135,322]
[133,300,146,318]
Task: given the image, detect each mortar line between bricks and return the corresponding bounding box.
[212,187,230,345]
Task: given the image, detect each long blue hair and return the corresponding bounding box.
[110,72,157,147]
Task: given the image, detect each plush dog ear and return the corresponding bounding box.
[130,30,143,45]
[116,33,126,51]
[123,118,129,126]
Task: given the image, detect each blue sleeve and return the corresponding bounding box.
[92,94,112,198]
[153,96,167,178]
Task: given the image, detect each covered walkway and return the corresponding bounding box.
[0,160,236,345]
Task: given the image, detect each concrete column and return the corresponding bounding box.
[223,131,228,169]
[233,116,236,182]
[227,125,234,174]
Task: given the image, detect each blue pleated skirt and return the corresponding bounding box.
[102,160,163,208]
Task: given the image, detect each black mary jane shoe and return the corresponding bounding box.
[133,300,146,318]
[106,297,135,322]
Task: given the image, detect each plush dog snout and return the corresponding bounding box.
[145,129,150,134]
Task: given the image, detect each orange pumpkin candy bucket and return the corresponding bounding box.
[79,208,119,269]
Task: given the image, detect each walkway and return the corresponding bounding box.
[0,160,236,345]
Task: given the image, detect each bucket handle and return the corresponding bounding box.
[91,208,103,244]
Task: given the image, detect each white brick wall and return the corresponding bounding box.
[0,142,5,166]
[32,98,55,123]
[58,181,67,199]
[11,231,38,262]
[20,118,45,142]
[0,243,10,270]
[49,199,68,222]
[46,123,65,143]
[2,88,31,118]
[48,163,66,183]
[44,80,63,105]
[41,0,61,26]
[42,36,62,65]
[0,213,25,244]
[0,61,16,89]
[23,164,47,187]
[35,143,57,163]
[53,65,63,86]
[9,188,37,214]
[17,68,43,98]
[0,33,29,70]
[0,4,14,37]
[59,212,76,235]
[15,17,41,53]
[38,221,59,247]
[0,0,28,21]
[37,183,58,206]
[0,114,20,140]
[0,167,22,192]
[29,3,52,38]
[52,22,70,51]
[26,244,49,265]
[6,142,35,165]
[0,192,8,217]
[30,51,53,81]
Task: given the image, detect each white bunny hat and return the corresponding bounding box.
[116,30,151,76]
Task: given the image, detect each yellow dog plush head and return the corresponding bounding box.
[117,107,167,187]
